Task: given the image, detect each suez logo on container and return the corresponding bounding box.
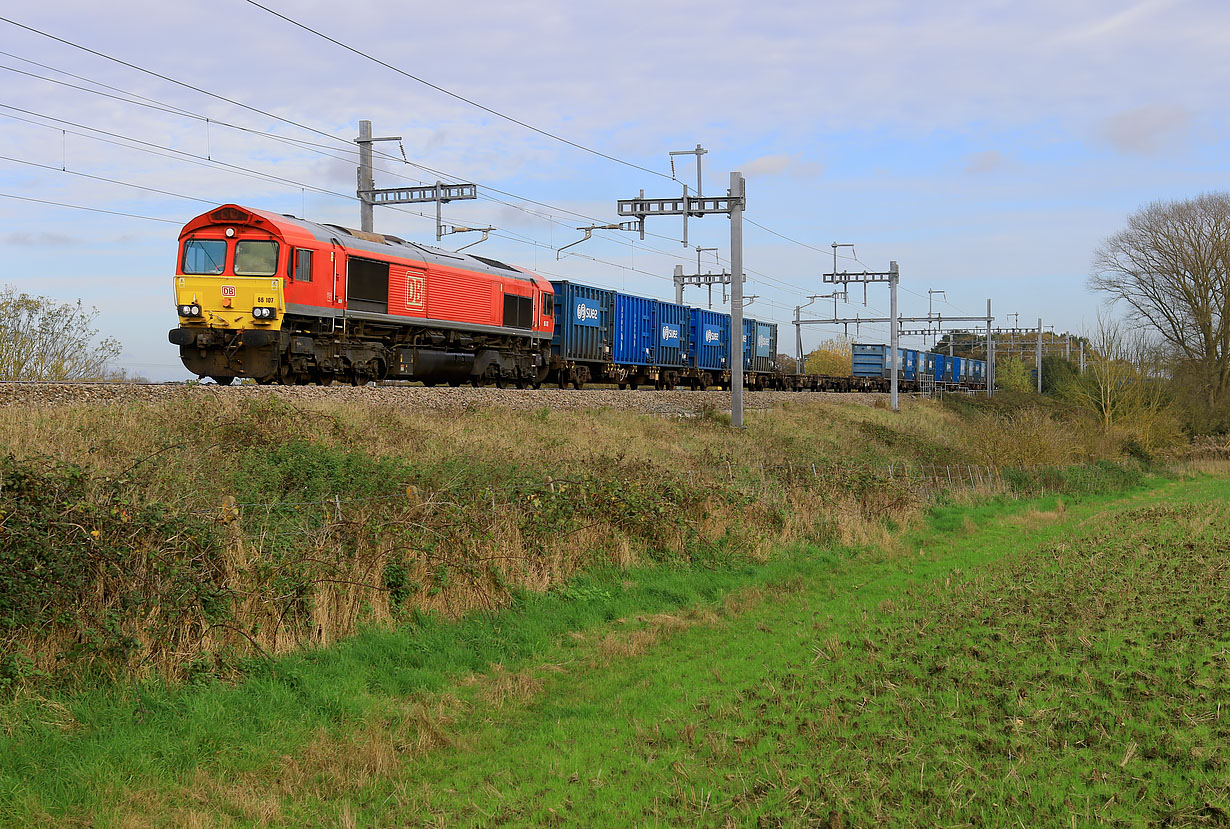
[573,299,602,326]
[701,324,723,345]
[659,323,681,345]
[742,331,773,357]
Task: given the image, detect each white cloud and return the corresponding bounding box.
[964,150,1005,174]
[1097,105,1192,155]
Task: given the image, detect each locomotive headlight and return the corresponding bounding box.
[252,306,277,320]
[178,304,202,318]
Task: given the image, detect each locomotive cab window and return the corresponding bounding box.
[541,292,552,317]
[182,239,227,275]
[290,248,313,282]
[234,240,279,276]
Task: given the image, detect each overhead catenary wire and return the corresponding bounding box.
[0,29,861,317]
[0,18,953,332]
[0,191,179,223]
[241,1,674,182]
[0,24,864,292]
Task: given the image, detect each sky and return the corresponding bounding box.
[2,0,1229,380]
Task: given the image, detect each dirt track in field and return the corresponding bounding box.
[0,382,888,414]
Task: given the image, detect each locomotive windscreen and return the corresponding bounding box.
[347,258,389,314]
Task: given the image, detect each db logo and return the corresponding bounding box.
[221,285,237,297]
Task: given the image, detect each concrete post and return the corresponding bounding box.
[357,120,373,232]
[1036,317,1043,393]
[889,261,899,411]
[729,172,745,428]
[986,298,994,397]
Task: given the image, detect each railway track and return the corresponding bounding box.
[0,381,890,414]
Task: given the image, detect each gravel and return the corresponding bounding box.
[0,382,886,414]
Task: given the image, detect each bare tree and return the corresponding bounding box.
[0,287,122,381]
[1062,314,1176,450]
[1091,193,1230,406]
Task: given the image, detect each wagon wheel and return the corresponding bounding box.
[422,379,437,387]
[447,379,462,387]
[209,375,234,386]
[618,382,628,390]
[532,382,542,389]
[470,376,481,388]
[572,379,585,390]
[629,382,638,391]
[316,373,333,386]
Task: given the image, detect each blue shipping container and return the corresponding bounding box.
[852,343,887,378]
[612,293,654,366]
[902,348,917,381]
[932,353,948,382]
[551,281,614,363]
[653,300,690,367]
[951,356,964,382]
[754,322,776,372]
[741,318,757,370]
[689,308,729,371]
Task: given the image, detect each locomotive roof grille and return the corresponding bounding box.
[470,255,520,273]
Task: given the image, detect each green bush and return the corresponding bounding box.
[0,455,227,686]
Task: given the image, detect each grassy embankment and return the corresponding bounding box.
[2,460,1226,824]
[0,391,1061,689]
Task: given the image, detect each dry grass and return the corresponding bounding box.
[0,394,1120,685]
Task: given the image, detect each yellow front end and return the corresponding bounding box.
[174,275,286,331]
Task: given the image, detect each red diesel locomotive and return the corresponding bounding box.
[169,205,555,386]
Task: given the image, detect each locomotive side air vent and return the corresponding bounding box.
[471,255,519,273]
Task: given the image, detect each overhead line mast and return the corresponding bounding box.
[618,147,748,427]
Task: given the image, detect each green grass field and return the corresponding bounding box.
[3,471,1227,826]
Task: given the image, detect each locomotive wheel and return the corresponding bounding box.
[422,380,437,387]
[629,382,638,390]
[210,375,234,386]
[618,382,627,390]
[448,379,462,387]
[532,382,542,389]
[316,373,333,386]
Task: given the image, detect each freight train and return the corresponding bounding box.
[168,205,987,392]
